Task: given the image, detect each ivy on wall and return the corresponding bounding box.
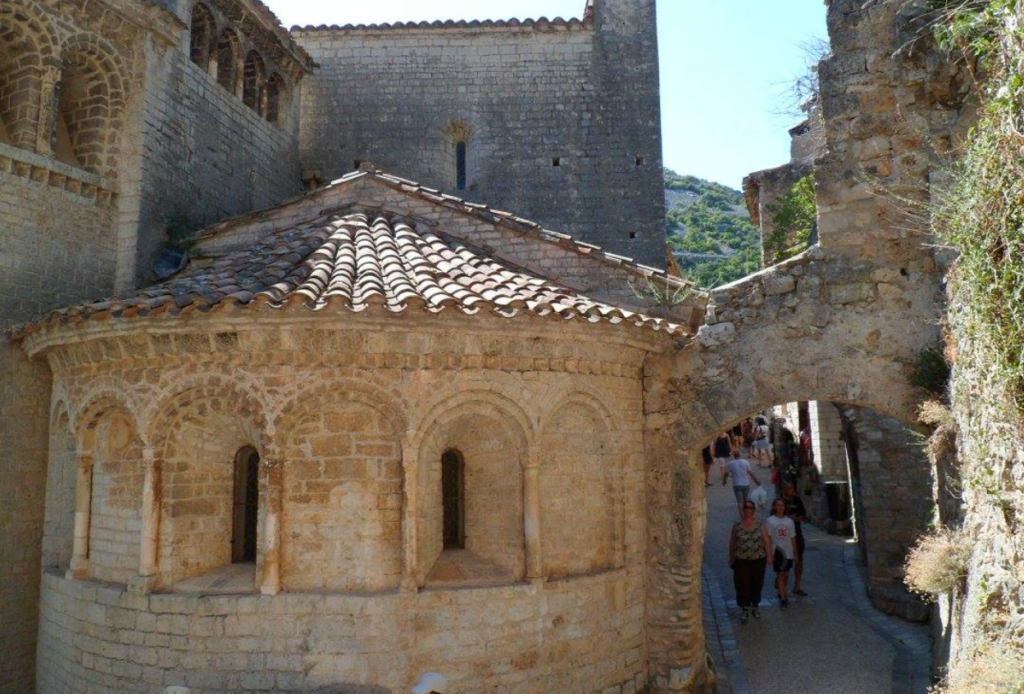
[764,174,816,264]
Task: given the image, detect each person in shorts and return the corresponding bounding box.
[721,450,761,518]
[751,416,771,468]
[702,445,714,487]
[713,432,732,469]
[783,483,809,597]
[767,498,797,609]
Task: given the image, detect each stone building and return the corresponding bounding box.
[0,0,989,692]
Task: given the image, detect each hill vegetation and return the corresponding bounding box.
[664,169,760,288]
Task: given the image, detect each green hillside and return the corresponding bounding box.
[664,169,760,288]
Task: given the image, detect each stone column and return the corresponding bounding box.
[524,449,544,583]
[260,454,283,596]
[67,454,94,580]
[132,447,161,593]
[36,64,60,156]
[401,436,419,591]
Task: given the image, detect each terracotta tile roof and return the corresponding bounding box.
[292,10,591,33]
[194,166,693,297]
[15,213,686,340]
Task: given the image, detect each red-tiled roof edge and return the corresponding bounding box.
[290,15,593,34]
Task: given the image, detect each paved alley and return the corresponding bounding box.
[701,470,933,694]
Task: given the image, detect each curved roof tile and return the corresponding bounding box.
[15,213,685,340]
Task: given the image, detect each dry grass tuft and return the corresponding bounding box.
[905,527,972,596]
[932,643,1024,694]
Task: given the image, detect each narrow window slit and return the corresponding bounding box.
[456,141,467,191]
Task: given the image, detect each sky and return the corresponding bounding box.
[263,1,829,190]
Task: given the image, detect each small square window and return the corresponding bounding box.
[635,155,645,167]
[629,231,637,239]
[353,160,362,170]
[552,157,561,167]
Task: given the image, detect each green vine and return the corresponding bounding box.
[764,174,816,264]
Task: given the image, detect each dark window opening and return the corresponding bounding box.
[552,157,561,167]
[353,160,362,170]
[442,449,465,549]
[635,154,645,167]
[232,446,260,563]
[629,231,637,239]
[456,141,467,191]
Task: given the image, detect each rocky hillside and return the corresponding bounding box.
[664,169,760,288]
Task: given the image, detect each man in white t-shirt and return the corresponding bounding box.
[766,498,798,609]
[721,450,761,518]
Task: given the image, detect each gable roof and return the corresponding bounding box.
[193,165,697,303]
[12,212,688,341]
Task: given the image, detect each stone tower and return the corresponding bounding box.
[295,0,667,267]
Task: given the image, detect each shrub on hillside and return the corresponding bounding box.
[905,527,971,596]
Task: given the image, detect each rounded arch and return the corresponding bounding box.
[273,377,408,442]
[426,110,492,193]
[537,385,621,439]
[411,387,534,455]
[55,33,126,175]
[266,71,286,125]
[73,390,138,454]
[242,50,267,116]
[213,27,241,96]
[0,1,59,150]
[188,2,216,71]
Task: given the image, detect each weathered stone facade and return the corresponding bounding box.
[295,0,666,267]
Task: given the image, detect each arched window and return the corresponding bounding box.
[56,48,115,173]
[456,141,467,191]
[189,3,215,72]
[231,446,260,563]
[441,449,465,549]
[0,18,44,150]
[242,51,267,116]
[266,72,285,125]
[213,28,241,95]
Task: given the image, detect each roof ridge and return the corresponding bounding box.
[11,212,688,343]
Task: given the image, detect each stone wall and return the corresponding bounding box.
[0,340,51,694]
[294,0,666,268]
[0,146,117,326]
[37,567,647,694]
[840,405,931,622]
[21,310,656,692]
[131,23,305,286]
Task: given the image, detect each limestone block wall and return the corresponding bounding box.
[133,44,303,284]
[294,0,666,267]
[21,311,657,692]
[37,567,647,694]
[810,400,846,482]
[840,405,931,622]
[0,340,51,694]
[0,146,117,326]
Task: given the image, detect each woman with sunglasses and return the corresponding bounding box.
[729,499,772,623]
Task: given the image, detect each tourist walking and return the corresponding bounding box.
[722,450,761,518]
[729,501,772,623]
[783,483,809,596]
[702,445,714,487]
[713,432,732,470]
[767,498,798,609]
[741,416,755,456]
[751,416,771,468]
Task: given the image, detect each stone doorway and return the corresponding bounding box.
[231,446,260,565]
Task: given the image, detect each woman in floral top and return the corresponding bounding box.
[729,500,773,623]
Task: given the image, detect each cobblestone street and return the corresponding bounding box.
[701,470,933,694]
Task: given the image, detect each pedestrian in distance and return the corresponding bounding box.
[783,483,809,597]
[751,416,772,468]
[741,416,755,456]
[767,498,798,609]
[713,432,732,471]
[702,445,714,487]
[722,450,761,518]
[729,500,772,624]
